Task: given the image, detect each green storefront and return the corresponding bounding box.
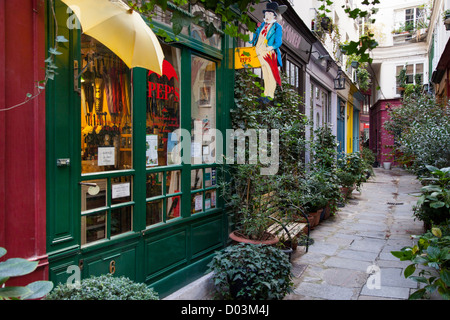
[46,1,234,297]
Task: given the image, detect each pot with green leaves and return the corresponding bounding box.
[207,243,294,300]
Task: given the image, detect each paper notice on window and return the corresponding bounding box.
[195,194,203,211]
[98,147,115,166]
[146,135,158,167]
[191,142,202,158]
[112,183,130,199]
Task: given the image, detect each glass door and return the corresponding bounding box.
[79,34,134,246]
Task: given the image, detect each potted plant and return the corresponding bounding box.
[207,243,293,300]
[357,68,371,92]
[222,164,280,245]
[413,165,450,230]
[397,67,407,91]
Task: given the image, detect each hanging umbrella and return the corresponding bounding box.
[61,0,164,75]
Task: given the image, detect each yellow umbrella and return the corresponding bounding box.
[62,0,164,74]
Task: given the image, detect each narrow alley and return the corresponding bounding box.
[286,167,434,300]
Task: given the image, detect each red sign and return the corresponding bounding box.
[148,60,180,102]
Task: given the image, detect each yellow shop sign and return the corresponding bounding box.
[234,47,261,69]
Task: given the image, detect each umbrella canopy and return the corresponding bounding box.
[62,0,164,75]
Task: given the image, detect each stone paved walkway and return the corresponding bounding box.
[285,167,437,300]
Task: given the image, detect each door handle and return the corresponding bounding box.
[79,182,100,195]
[79,182,98,187]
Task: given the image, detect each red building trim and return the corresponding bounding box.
[0,0,48,286]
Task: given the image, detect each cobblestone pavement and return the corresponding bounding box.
[285,167,441,300]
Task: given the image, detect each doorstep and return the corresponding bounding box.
[163,272,215,300]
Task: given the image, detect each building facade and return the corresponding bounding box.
[1,0,236,298]
[368,0,429,166]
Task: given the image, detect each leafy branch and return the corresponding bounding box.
[128,0,260,43]
[1,0,67,112]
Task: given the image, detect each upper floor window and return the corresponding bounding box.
[396,63,424,94]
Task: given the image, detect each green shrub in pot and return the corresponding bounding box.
[207,243,293,300]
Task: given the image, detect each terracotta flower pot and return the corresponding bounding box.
[308,210,321,229]
[323,203,332,220]
[229,230,279,246]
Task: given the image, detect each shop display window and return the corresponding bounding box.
[111,206,132,237]
[80,35,132,174]
[146,200,163,226]
[191,56,216,165]
[76,29,222,247]
[81,175,133,247]
[146,170,182,227]
[190,167,218,215]
[146,44,181,167]
[82,212,107,245]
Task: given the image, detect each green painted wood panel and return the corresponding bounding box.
[145,230,187,277]
[191,218,223,257]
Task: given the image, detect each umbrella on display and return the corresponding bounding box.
[61,0,164,75]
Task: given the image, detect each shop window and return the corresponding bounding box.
[80,35,132,174]
[146,44,181,167]
[285,60,300,88]
[191,56,216,165]
[191,5,222,50]
[190,167,218,214]
[146,170,181,226]
[79,34,135,247]
[81,175,133,246]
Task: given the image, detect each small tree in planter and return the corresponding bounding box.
[207,243,293,300]
[222,164,280,244]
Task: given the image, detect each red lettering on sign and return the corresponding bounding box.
[148,81,180,102]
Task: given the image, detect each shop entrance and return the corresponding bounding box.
[46,1,230,296]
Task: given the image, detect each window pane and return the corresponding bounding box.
[81,179,107,212]
[406,64,414,74]
[146,172,163,198]
[111,206,132,236]
[205,190,216,210]
[191,56,216,165]
[111,176,132,205]
[204,167,217,187]
[146,200,163,226]
[166,170,181,194]
[82,212,107,245]
[191,192,203,214]
[146,44,181,167]
[416,63,423,73]
[191,169,203,190]
[167,196,181,220]
[81,35,132,174]
[191,5,222,49]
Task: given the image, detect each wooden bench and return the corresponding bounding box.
[262,192,311,252]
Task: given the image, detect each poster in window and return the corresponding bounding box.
[199,84,211,107]
[146,135,158,167]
